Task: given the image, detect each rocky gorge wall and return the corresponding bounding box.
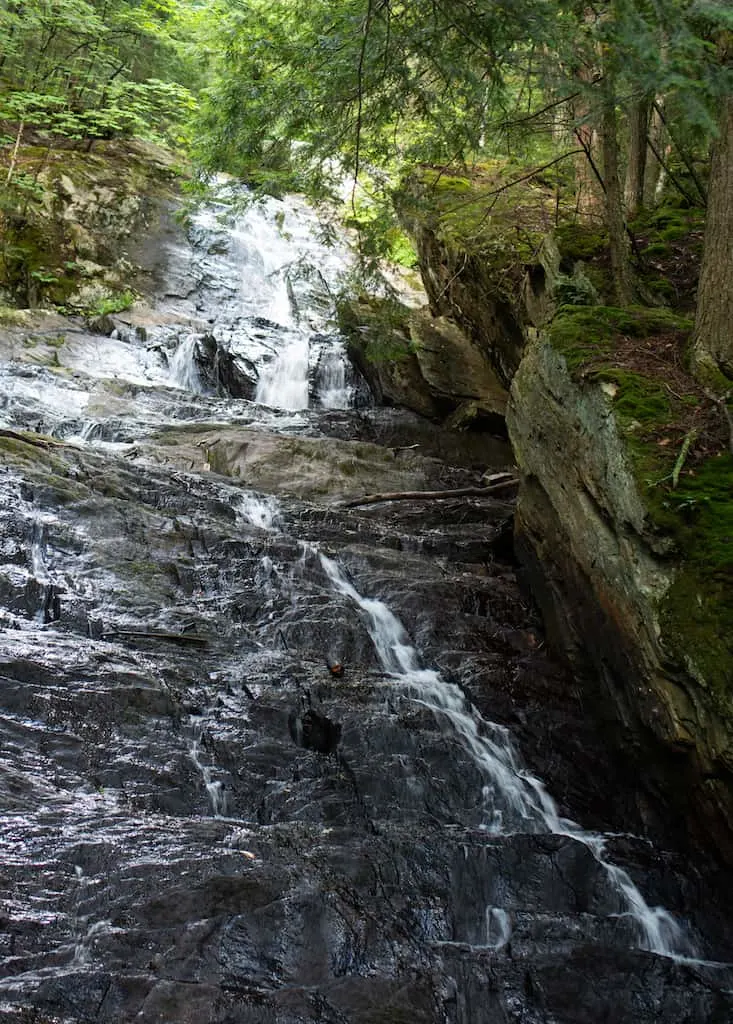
[9,151,733,1023]
[384,167,733,869]
[6,138,731,872]
[0,138,181,311]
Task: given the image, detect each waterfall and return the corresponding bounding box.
[254,332,311,410]
[2,180,729,1024]
[318,550,692,958]
[169,334,205,393]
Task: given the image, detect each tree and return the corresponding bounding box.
[692,87,733,381]
[0,0,200,303]
[0,0,198,148]
[189,0,732,360]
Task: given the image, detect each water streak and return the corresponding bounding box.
[317,344,352,410]
[255,332,310,410]
[318,550,692,958]
[189,722,227,817]
[169,334,205,393]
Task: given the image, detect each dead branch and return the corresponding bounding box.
[100,629,209,647]
[336,475,518,509]
[0,427,65,449]
[5,120,24,186]
[672,429,697,488]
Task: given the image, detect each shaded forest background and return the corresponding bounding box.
[0,0,731,381]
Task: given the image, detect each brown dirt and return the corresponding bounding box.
[594,328,731,465]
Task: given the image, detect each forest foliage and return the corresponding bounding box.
[0,0,731,375]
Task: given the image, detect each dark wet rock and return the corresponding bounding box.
[289,705,342,754]
[0,188,732,1024]
[194,331,259,399]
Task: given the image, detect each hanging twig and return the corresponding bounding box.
[351,0,375,212]
[573,126,606,195]
[652,100,707,206]
[5,121,25,186]
[645,135,696,207]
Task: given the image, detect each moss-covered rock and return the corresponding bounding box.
[338,295,507,425]
[507,329,733,862]
[548,305,693,372]
[395,162,559,386]
[0,138,182,308]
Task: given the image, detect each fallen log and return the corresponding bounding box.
[100,629,209,647]
[335,475,519,509]
[0,427,65,449]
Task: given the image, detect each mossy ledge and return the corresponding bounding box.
[395,162,558,386]
[508,313,733,862]
[545,304,731,706]
[397,160,733,858]
[0,138,183,309]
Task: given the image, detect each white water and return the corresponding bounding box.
[237,492,281,532]
[202,191,354,411]
[169,334,205,393]
[317,343,352,409]
[189,722,227,817]
[255,332,311,410]
[317,550,692,958]
[485,907,512,950]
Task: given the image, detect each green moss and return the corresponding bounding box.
[84,289,136,316]
[644,454,733,702]
[418,170,474,195]
[404,161,552,264]
[554,223,608,262]
[598,369,672,428]
[0,305,31,325]
[548,305,692,371]
[622,414,733,700]
[547,297,731,697]
[645,455,733,570]
[633,203,703,234]
[644,276,676,300]
[660,568,733,701]
[337,296,416,364]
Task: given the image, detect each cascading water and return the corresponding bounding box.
[169,333,206,393]
[317,549,690,958]
[182,187,356,411]
[0,182,731,1024]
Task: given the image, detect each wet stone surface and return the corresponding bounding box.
[0,189,732,1023]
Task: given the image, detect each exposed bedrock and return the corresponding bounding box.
[396,183,733,870]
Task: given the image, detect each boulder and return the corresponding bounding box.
[339,297,507,425]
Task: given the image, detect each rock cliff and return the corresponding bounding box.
[0,138,180,309]
[508,337,733,863]
[394,165,733,865]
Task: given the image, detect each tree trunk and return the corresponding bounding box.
[624,96,650,219]
[644,99,669,204]
[692,92,733,382]
[601,82,637,306]
[569,75,603,218]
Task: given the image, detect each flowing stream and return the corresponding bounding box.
[0,187,731,1024]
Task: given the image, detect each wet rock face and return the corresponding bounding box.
[340,298,508,431]
[194,332,259,399]
[0,190,732,1024]
[507,338,733,866]
[1,443,732,1024]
